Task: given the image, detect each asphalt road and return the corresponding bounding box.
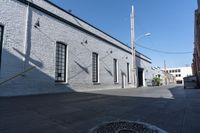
[0,85,200,133]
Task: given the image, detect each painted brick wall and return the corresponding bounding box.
[0,0,27,79]
[136,53,153,87]
[0,0,134,96]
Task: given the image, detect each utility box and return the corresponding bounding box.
[183,76,197,89]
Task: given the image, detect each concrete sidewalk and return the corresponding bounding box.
[0,85,200,133]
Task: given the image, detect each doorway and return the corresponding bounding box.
[138,67,144,87]
[122,72,126,88]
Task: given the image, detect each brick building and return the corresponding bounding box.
[0,0,152,96]
[192,0,200,87]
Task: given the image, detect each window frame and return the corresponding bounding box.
[92,52,99,83]
[127,63,130,83]
[55,42,68,83]
[113,58,119,83]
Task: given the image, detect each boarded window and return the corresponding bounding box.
[114,59,118,83]
[55,42,67,82]
[92,52,99,82]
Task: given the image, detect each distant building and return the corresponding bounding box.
[161,71,176,85]
[192,0,200,87]
[164,67,192,84]
[152,67,175,86]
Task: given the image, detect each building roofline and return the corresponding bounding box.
[16,0,152,62]
[136,55,152,64]
[135,51,151,61]
[44,0,152,61]
[44,0,132,49]
[17,0,133,54]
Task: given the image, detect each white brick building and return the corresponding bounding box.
[0,0,152,96]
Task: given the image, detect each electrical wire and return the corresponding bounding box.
[134,42,193,54]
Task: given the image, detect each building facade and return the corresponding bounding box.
[192,0,200,87]
[0,0,153,96]
[164,67,192,84]
[135,51,153,87]
[151,67,175,86]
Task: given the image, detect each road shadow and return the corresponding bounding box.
[0,86,200,133]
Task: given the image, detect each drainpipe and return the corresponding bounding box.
[23,1,31,71]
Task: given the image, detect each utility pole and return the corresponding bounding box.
[131,3,137,88]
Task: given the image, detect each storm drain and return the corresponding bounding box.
[89,120,168,133]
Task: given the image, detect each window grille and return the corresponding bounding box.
[114,59,118,83]
[92,53,99,82]
[55,42,67,82]
[127,63,130,83]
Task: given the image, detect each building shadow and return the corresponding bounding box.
[0,48,74,97]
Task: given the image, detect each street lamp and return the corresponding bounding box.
[135,33,151,42]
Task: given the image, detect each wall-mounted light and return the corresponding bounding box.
[81,39,88,45]
[34,18,40,28]
[106,49,113,54]
[122,56,128,60]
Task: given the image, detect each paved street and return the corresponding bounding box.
[0,85,200,133]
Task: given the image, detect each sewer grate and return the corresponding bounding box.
[89,120,168,133]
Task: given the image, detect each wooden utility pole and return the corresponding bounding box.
[131,4,137,88]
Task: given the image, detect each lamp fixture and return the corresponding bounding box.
[34,18,40,28]
[81,39,88,45]
[106,49,113,54]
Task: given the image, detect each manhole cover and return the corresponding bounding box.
[89,120,168,133]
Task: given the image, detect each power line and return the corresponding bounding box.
[134,42,193,54]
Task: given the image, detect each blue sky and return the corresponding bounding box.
[50,0,197,68]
